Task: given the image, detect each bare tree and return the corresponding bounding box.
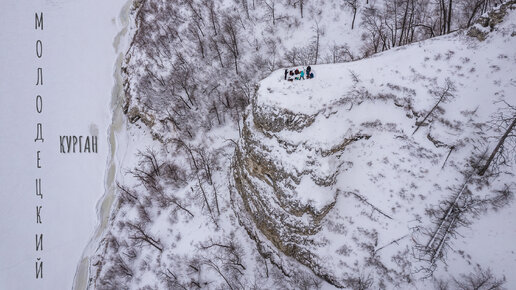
[130,149,163,191]
[325,43,354,63]
[188,22,205,58]
[433,279,449,290]
[464,0,487,27]
[478,101,516,176]
[417,174,513,270]
[344,0,359,29]
[346,272,373,290]
[447,0,453,34]
[453,267,506,290]
[205,0,219,34]
[220,15,241,74]
[412,78,456,135]
[263,0,277,25]
[438,0,454,34]
[199,238,246,273]
[312,21,323,64]
[398,0,415,46]
[204,259,235,290]
[127,222,163,252]
[361,5,389,55]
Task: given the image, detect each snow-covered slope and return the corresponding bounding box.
[90,2,516,289]
[234,2,516,288]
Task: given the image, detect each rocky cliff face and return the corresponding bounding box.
[233,137,373,284]
[231,80,412,287]
[230,6,516,285]
[467,0,516,41]
[233,98,346,285]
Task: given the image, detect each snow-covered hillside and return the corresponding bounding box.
[90,1,516,289]
[235,2,516,288]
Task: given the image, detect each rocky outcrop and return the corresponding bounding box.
[232,88,373,287]
[231,4,516,284]
[467,0,516,41]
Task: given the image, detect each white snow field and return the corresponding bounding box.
[0,0,126,289]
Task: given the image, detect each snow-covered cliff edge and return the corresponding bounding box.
[233,3,516,287]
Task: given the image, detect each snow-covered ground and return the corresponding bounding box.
[0,0,126,288]
[248,7,516,288]
[85,3,516,287]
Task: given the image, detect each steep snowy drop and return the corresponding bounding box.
[233,2,516,287]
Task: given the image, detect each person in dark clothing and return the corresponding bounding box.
[284,69,288,80]
[306,66,312,79]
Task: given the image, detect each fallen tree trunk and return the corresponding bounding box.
[478,116,516,176]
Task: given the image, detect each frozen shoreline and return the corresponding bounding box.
[72,1,133,289]
[1,0,132,288]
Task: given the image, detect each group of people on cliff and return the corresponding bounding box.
[284,66,314,81]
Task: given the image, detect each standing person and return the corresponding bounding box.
[284,69,288,80]
[306,65,312,79]
[300,68,305,80]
